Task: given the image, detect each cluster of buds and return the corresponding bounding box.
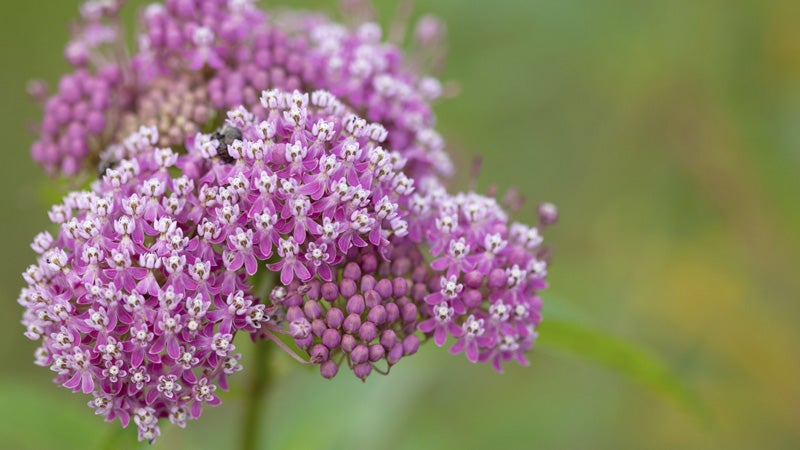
[20,0,556,443]
[266,242,432,380]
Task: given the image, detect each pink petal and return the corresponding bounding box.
[183,370,197,384]
[218,374,229,391]
[491,356,504,373]
[191,400,203,419]
[294,223,306,244]
[146,388,159,405]
[294,262,311,281]
[64,371,82,391]
[81,372,94,394]
[245,255,258,276]
[449,338,466,355]
[280,265,293,285]
[434,326,447,346]
[447,321,465,337]
[149,336,165,355]
[466,341,479,363]
[117,410,130,428]
[317,264,332,281]
[166,337,180,359]
[430,257,449,271]
[418,318,436,333]
[131,348,144,367]
[228,253,243,271]
[369,227,382,246]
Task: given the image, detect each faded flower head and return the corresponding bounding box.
[31,0,449,181]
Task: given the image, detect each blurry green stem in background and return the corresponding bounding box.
[240,341,272,450]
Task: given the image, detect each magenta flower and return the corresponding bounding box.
[431,237,476,277]
[449,314,488,363]
[226,227,258,275]
[419,302,462,346]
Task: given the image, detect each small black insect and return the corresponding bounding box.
[212,125,242,164]
[97,158,118,177]
[96,146,122,177]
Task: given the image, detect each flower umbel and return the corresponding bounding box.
[21,0,556,443]
[20,88,422,439]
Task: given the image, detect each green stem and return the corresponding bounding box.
[240,269,278,450]
[240,339,272,450]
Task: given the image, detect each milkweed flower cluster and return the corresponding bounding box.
[20,90,418,439]
[21,0,556,443]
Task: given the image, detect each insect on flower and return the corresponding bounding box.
[211,125,243,165]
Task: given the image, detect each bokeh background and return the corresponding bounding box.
[1,0,799,449]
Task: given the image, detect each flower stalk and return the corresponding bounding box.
[240,339,271,450]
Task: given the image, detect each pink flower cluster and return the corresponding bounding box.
[410,187,548,370]
[21,0,556,443]
[20,89,417,439]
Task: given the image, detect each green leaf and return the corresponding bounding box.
[538,302,705,420]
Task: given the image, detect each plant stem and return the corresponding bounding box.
[240,340,272,450]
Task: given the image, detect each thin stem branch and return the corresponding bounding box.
[262,330,311,365]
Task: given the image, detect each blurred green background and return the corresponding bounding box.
[2,0,799,449]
